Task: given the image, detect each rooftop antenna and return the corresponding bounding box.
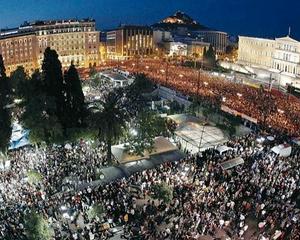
[288,26,291,37]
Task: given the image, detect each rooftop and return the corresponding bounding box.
[20,18,95,27]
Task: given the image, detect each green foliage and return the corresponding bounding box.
[88,89,128,163]
[131,73,155,94]
[0,55,12,153]
[64,64,86,128]
[21,52,87,145]
[203,44,216,67]
[169,101,185,114]
[87,203,105,221]
[27,170,43,185]
[10,66,28,98]
[42,47,66,127]
[66,127,97,142]
[152,182,173,203]
[22,94,64,145]
[125,111,168,156]
[24,211,54,240]
[166,119,177,136]
[0,107,12,154]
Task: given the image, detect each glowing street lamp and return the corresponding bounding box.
[179,74,183,78]
[237,93,243,97]
[145,65,149,70]
[160,69,165,73]
[204,82,208,86]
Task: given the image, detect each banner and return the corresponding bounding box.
[221,105,258,124]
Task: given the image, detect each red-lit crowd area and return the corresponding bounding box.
[85,59,300,136]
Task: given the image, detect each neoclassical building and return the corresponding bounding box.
[0,19,100,76]
[238,35,300,87]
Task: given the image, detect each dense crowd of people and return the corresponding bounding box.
[110,59,300,136]
[1,59,299,239]
[1,130,299,239]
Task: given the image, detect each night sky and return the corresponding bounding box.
[1,0,300,40]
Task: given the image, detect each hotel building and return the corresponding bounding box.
[0,19,100,76]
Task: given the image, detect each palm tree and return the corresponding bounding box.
[90,89,128,164]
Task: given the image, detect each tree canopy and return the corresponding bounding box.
[0,55,12,154]
[89,89,128,163]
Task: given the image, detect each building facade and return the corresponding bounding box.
[0,31,38,75]
[186,40,210,59]
[106,25,154,59]
[195,30,228,55]
[238,35,300,87]
[0,19,100,76]
[238,36,275,69]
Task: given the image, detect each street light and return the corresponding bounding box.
[179,74,183,78]
[237,93,243,97]
[204,82,208,86]
[145,65,149,70]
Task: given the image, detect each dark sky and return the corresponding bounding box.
[1,0,300,40]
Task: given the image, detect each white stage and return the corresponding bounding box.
[175,122,228,153]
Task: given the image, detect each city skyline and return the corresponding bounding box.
[1,0,300,39]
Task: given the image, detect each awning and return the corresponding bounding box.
[220,157,244,170]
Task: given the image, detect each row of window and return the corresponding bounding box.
[278,43,298,52]
[241,39,275,48]
[274,62,299,74]
[38,27,93,35]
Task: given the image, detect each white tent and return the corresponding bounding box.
[271,144,292,157]
[216,145,233,155]
[221,157,244,170]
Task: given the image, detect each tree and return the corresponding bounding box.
[125,111,169,156]
[65,63,85,127]
[42,47,65,125]
[203,44,216,68]
[89,89,128,163]
[22,93,63,145]
[87,203,105,221]
[10,66,28,98]
[0,55,12,154]
[24,211,54,240]
[21,70,64,145]
[152,182,173,203]
[131,73,155,94]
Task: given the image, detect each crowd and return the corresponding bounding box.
[1,59,299,239]
[0,130,299,239]
[110,59,300,136]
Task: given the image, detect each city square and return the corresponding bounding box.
[0,1,300,239]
